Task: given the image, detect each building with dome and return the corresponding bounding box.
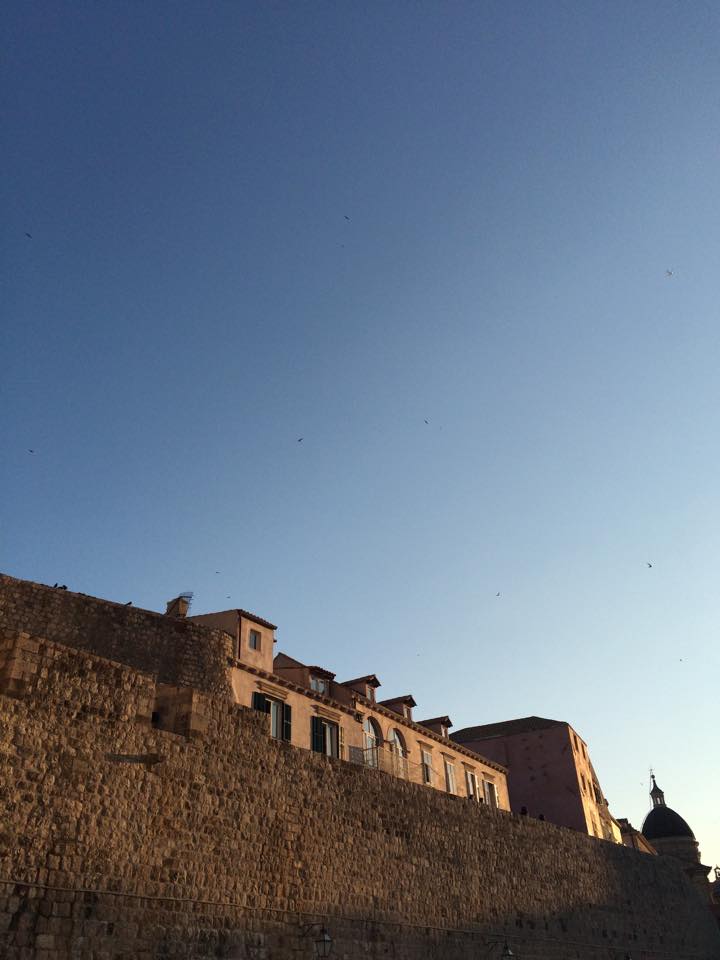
[641,774,713,901]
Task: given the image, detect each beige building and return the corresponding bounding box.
[189,605,509,808]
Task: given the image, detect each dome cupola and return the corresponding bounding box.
[642,775,695,841]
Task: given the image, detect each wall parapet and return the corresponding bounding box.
[0,572,233,696]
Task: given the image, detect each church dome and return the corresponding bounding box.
[642,805,695,840]
[641,774,695,841]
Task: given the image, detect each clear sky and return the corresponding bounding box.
[3,1,719,869]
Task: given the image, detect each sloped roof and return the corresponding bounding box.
[452,716,564,742]
[341,674,381,689]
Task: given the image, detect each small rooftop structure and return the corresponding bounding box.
[379,695,416,721]
[418,716,453,737]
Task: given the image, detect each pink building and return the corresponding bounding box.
[452,715,620,840]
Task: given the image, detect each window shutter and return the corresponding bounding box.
[252,692,270,714]
[282,703,292,742]
[311,716,324,753]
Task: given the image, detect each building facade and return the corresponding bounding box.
[451,715,620,840]
[188,606,509,808]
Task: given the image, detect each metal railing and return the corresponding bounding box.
[352,744,436,788]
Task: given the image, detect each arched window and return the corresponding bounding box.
[387,728,408,779]
[363,717,382,767]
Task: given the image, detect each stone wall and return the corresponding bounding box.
[0,573,232,696]
[0,632,718,960]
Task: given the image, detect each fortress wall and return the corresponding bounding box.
[0,634,718,960]
[0,573,233,696]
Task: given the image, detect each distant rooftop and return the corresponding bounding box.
[234,609,278,631]
[379,694,417,708]
[418,716,453,728]
[341,674,381,689]
[452,716,565,742]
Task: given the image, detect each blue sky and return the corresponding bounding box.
[3,1,719,867]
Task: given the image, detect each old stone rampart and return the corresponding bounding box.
[0,631,719,959]
[0,573,232,696]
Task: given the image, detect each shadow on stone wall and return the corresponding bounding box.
[1,598,719,960]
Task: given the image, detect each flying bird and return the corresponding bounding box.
[297,437,303,442]
[125,601,132,606]
[25,233,32,239]
[496,592,501,597]
[646,562,653,568]
[665,269,674,277]
[424,419,429,425]
[28,449,35,454]
[215,570,221,574]
[344,215,350,221]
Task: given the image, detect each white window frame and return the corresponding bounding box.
[310,675,329,695]
[269,698,283,740]
[483,779,498,808]
[444,759,457,795]
[421,749,433,785]
[465,769,479,801]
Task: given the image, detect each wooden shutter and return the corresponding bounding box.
[311,716,324,753]
[282,703,292,742]
[252,692,270,714]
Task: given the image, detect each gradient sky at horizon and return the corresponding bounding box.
[2,1,719,867]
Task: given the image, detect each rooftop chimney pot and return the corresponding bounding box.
[166,596,190,618]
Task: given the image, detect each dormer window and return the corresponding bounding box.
[310,675,329,695]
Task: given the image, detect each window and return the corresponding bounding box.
[465,769,479,801]
[483,779,498,808]
[310,675,329,695]
[443,759,457,794]
[388,728,406,756]
[311,716,340,758]
[421,749,433,785]
[249,629,261,651]
[387,729,408,778]
[363,717,382,767]
[252,691,291,742]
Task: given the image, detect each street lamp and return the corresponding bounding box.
[313,928,333,959]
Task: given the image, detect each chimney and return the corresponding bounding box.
[166,595,191,618]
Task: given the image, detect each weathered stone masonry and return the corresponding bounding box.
[0,576,719,959]
[0,574,233,697]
